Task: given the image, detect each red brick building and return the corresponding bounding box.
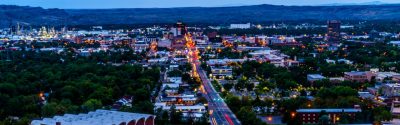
[344,71,376,82]
[296,108,361,124]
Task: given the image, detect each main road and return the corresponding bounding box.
[185,33,241,125]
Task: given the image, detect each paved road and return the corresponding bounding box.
[185,33,240,125]
[197,67,241,125]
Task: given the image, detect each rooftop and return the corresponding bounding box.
[297,108,361,113]
[383,84,400,88]
[345,71,367,76]
[307,74,326,79]
[31,110,154,125]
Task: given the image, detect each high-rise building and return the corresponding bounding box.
[171,21,188,51]
[327,20,341,42]
[170,21,187,37]
[10,25,16,35]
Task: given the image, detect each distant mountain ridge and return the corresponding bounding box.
[1,4,400,27]
[319,1,390,6]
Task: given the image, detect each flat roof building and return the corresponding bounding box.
[307,74,326,83]
[31,110,155,125]
[344,71,376,83]
[297,108,361,124]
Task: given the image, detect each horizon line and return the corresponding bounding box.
[1,2,399,10]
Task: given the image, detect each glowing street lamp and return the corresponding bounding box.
[291,112,296,118]
[267,116,272,121]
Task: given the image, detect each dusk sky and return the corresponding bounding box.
[0,0,399,9]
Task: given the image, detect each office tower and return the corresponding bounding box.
[327,20,341,42]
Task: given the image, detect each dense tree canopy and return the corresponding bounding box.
[0,50,160,124]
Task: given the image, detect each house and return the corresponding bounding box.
[379,84,400,106]
[148,57,168,64]
[392,75,400,82]
[134,41,149,52]
[162,83,180,89]
[329,77,345,83]
[375,72,400,82]
[325,59,336,64]
[206,58,254,66]
[158,39,172,48]
[166,77,182,84]
[154,103,206,120]
[389,41,400,47]
[210,66,233,79]
[358,92,374,100]
[284,59,300,67]
[337,59,353,65]
[307,74,326,83]
[159,94,197,106]
[380,84,400,98]
[168,65,180,71]
[112,96,133,109]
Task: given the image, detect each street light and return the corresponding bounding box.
[291,112,296,118]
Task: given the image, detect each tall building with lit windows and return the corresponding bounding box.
[327,20,341,42]
[170,21,187,37]
[171,21,188,50]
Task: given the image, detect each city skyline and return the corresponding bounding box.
[0,0,399,9]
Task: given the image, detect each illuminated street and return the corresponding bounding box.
[186,33,241,125]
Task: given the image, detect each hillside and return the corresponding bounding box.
[1,4,400,27]
[0,5,68,27]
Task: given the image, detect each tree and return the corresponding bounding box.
[235,76,249,91]
[314,79,332,88]
[253,96,266,107]
[0,83,17,96]
[280,97,307,124]
[41,103,58,117]
[195,112,209,125]
[169,105,183,124]
[373,107,392,123]
[256,81,276,93]
[178,87,185,94]
[187,110,195,124]
[246,82,255,91]
[133,88,150,103]
[315,86,359,108]
[167,69,183,77]
[318,114,330,125]
[196,97,208,104]
[223,83,234,92]
[82,99,102,112]
[280,80,299,90]
[211,80,222,92]
[134,101,154,114]
[236,107,266,125]
[88,87,113,105]
[0,50,162,122]
[225,94,242,113]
